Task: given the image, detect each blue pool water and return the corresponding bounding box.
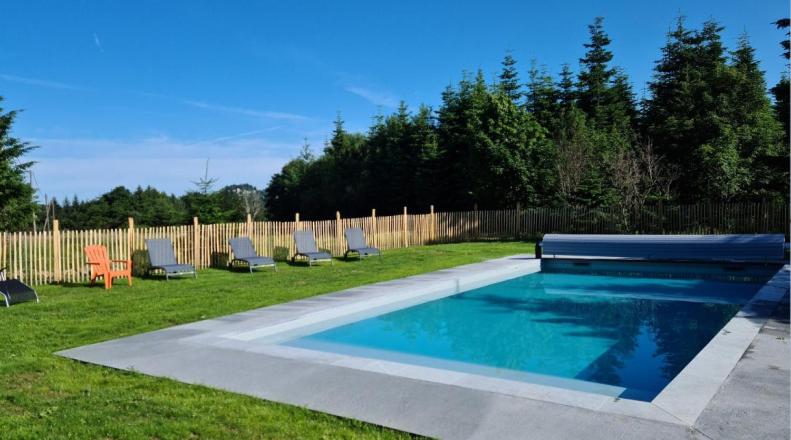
[284,265,767,401]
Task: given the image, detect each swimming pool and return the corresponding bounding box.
[282,260,775,401]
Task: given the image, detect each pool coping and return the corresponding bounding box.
[56,255,790,438]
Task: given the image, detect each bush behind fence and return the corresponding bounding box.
[0,202,787,285]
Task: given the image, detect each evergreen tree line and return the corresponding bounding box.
[265,17,789,220]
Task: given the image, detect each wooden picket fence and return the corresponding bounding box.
[0,201,787,285]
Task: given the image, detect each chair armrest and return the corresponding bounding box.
[85,262,101,265]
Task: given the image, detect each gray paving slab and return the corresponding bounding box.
[694,294,790,440]
[57,256,791,440]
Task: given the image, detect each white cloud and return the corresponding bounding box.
[182,100,310,122]
[181,128,283,147]
[93,33,104,52]
[127,91,315,123]
[344,85,399,108]
[0,74,87,91]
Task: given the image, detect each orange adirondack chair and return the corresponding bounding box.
[84,245,132,289]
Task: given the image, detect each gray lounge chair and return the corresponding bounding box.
[145,238,196,280]
[229,237,276,273]
[344,227,381,259]
[0,268,38,307]
[292,230,333,266]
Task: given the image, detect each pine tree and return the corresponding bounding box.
[772,76,790,145]
[607,70,637,132]
[772,18,790,145]
[727,34,787,199]
[410,105,439,207]
[498,53,521,102]
[301,112,367,216]
[435,72,489,208]
[327,112,347,155]
[0,97,37,231]
[557,64,576,108]
[643,18,733,199]
[576,17,637,135]
[525,62,559,131]
[363,102,412,209]
[775,18,790,60]
[577,17,614,121]
[728,34,783,154]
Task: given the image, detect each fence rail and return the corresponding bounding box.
[0,202,787,285]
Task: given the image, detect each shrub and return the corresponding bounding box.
[272,246,290,262]
[210,252,229,268]
[131,250,150,277]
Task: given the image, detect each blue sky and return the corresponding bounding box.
[1,0,788,201]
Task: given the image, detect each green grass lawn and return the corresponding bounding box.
[0,241,533,440]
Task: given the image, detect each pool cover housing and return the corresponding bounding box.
[540,234,786,263]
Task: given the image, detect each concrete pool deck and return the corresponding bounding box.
[58,255,790,439]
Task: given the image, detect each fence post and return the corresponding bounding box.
[246,213,253,236]
[127,217,135,260]
[52,219,62,283]
[371,209,377,248]
[430,205,435,242]
[403,206,408,247]
[295,212,300,229]
[0,232,5,279]
[515,202,521,238]
[336,211,342,255]
[474,203,479,239]
[192,216,200,269]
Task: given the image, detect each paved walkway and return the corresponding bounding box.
[694,293,789,440]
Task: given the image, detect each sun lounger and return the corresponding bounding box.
[0,268,38,307]
[292,230,333,266]
[343,227,381,259]
[145,238,196,280]
[229,237,276,273]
